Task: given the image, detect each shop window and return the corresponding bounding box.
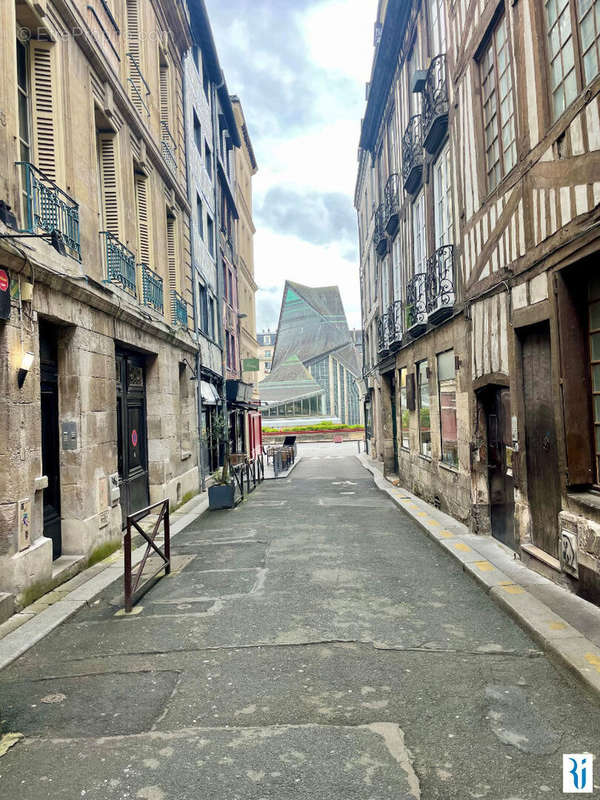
[399,367,410,449]
[437,350,458,467]
[417,360,432,457]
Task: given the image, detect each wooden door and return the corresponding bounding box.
[484,387,515,549]
[116,351,149,524]
[521,322,561,558]
[39,322,61,559]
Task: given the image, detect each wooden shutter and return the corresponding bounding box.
[167,214,177,291]
[135,173,151,265]
[98,135,120,237]
[30,42,56,180]
[159,64,169,126]
[406,373,416,411]
[556,270,595,486]
[126,0,143,114]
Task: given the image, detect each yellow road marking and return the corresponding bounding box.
[474,560,494,572]
[439,530,454,538]
[114,606,144,617]
[453,542,471,552]
[500,584,525,595]
[428,520,441,527]
[548,621,568,631]
[416,511,427,517]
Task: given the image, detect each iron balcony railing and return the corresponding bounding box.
[406,272,428,335]
[160,121,177,174]
[401,115,424,194]
[101,231,137,296]
[377,312,390,354]
[141,262,164,314]
[126,52,150,118]
[426,244,456,323]
[422,54,449,154]
[384,173,400,235]
[387,299,403,347]
[172,290,188,327]
[374,203,387,256]
[17,161,81,260]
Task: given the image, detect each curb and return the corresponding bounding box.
[356,453,600,701]
[0,493,209,672]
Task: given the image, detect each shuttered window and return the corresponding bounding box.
[30,41,57,180]
[134,171,152,266]
[126,0,144,115]
[159,63,170,127]
[167,213,177,292]
[98,134,120,237]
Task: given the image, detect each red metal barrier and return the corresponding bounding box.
[124,498,170,613]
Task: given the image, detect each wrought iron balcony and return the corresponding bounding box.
[126,52,150,118]
[17,162,81,260]
[422,54,449,155]
[172,290,188,327]
[374,204,388,257]
[384,174,400,236]
[401,116,424,194]
[406,272,427,337]
[160,121,177,174]
[377,312,390,355]
[387,299,404,349]
[425,244,455,324]
[101,231,137,296]
[142,263,164,314]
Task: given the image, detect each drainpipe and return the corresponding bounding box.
[183,53,205,491]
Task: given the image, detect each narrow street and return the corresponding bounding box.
[1,444,599,799]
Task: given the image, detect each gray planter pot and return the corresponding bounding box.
[208,483,235,510]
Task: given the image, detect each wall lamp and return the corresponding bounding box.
[18,351,34,388]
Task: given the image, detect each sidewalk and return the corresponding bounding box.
[0,492,210,671]
[358,452,600,699]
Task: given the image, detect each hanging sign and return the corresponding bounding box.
[0,269,10,320]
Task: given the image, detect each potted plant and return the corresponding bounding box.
[208,413,235,509]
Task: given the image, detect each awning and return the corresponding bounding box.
[200,381,220,405]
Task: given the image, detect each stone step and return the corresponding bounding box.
[0,592,15,625]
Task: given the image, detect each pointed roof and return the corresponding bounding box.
[271,281,353,369]
[259,354,324,406]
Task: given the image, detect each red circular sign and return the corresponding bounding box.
[131,429,138,447]
[0,270,8,292]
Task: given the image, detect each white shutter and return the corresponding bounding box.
[30,42,56,180]
[126,0,143,114]
[167,215,177,291]
[98,135,120,237]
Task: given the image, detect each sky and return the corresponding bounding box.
[204,0,379,332]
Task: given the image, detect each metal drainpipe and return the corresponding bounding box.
[212,75,230,464]
[183,53,205,492]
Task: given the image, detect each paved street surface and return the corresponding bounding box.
[1,443,599,798]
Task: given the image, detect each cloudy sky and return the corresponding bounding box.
[204,0,378,332]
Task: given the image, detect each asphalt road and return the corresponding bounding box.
[0,443,598,799]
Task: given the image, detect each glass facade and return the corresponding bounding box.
[309,357,331,414]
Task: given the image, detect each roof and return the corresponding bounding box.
[258,355,324,406]
[271,281,353,370]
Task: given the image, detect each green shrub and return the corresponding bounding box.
[262,423,364,434]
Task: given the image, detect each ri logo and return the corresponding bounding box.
[563,754,594,793]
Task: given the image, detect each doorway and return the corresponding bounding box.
[481,385,515,550]
[39,322,62,559]
[520,321,561,558]
[116,349,149,523]
[390,372,399,473]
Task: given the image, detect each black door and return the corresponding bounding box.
[521,321,561,558]
[483,386,515,550]
[39,322,61,559]
[390,373,399,473]
[116,351,149,524]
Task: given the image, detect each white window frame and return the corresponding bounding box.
[433,144,453,250]
[412,189,426,275]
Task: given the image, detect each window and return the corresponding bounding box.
[192,45,200,72]
[381,256,390,309]
[193,111,202,152]
[545,0,577,117]
[205,142,212,178]
[579,0,600,84]
[196,193,203,240]
[590,274,600,483]
[198,282,209,333]
[480,14,516,190]
[264,335,271,345]
[226,331,232,370]
[437,350,458,468]
[433,144,453,248]
[264,350,272,357]
[399,367,410,449]
[166,212,177,294]
[265,361,272,372]
[208,296,216,340]
[97,133,121,237]
[417,360,431,457]
[16,37,31,220]
[429,0,447,56]
[206,214,214,256]
[135,170,152,266]
[407,45,421,116]
[203,60,210,100]
[412,190,426,275]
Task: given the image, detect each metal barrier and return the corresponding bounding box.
[231,455,265,504]
[124,498,170,613]
[272,443,297,478]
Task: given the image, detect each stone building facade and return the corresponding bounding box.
[358,0,600,599]
[0,0,199,608]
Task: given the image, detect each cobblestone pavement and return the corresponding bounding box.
[0,444,598,798]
